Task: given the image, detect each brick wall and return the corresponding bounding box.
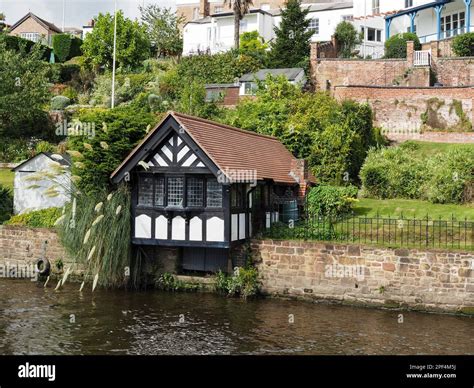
[252,240,474,314]
[434,57,474,87]
[311,58,410,91]
[0,226,81,278]
[334,85,474,134]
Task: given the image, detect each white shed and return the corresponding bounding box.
[12,153,71,214]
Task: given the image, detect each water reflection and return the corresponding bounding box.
[0,279,472,355]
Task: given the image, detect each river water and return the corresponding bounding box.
[0,279,472,355]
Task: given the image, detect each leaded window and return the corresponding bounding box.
[154,177,165,206]
[138,176,154,207]
[207,178,222,208]
[187,177,204,207]
[167,177,184,207]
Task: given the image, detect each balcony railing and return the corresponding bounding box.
[418,26,474,44]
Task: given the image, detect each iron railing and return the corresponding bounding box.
[262,213,474,251]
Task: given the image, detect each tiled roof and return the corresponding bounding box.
[111,111,313,185]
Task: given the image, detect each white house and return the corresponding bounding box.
[353,0,473,57]
[12,153,71,215]
[182,2,354,55]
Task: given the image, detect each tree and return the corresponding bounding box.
[68,106,157,194]
[140,5,184,58]
[239,31,268,66]
[52,33,72,62]
[82,11,150,70]
[223,0,253,50]
[334,21,360,58]
[268,0,313,68]
[0,40,53,139]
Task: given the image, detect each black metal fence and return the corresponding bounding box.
[263,213,474,251]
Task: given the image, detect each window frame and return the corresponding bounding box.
[308,18,320,35]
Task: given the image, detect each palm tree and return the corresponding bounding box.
[223,0,253,50]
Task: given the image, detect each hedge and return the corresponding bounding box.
[384,32,421,58]
[5,207,62,228]
[0,34,52,61]
[452,32,474,57]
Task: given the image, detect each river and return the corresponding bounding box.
[0,279,472,355]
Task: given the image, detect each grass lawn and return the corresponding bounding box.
[354,198,474,220]
[0,168,14,189]
[401,141,474,157]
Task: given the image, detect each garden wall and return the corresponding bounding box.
[252,239,474,314]
[334,85,474,134]
[0,226,81,280]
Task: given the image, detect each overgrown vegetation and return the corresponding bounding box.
[0,184,13,224]
[156,273,199,292]
[6,207,62,228]
[334,21,360,58]
[307,185,358,217]
[360,142,474,204]
[215,267,260,299]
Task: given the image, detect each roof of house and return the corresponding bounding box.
[204,83,239,89]
[9,12,62,34]
[239,68,305,82]
[12,152,71,172]
[111,111,315,185]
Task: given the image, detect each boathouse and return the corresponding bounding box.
[111,111,315,273]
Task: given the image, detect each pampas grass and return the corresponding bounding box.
[57,184,131,289]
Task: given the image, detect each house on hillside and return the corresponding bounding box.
[8,12,62,45]
[111,111,315,273]
[182,2,354,55]
[12,153,71,215]
[352,0,473,58]
[205,67,306,106]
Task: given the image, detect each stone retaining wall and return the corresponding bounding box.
[252,239,474,314]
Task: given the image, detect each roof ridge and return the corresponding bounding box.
[170,111,282,142]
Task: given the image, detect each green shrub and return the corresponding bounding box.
[215,267,260,299]
[62,86,79,102]
[6,207,62,228]
[360,145,474,204]
[52,34,72,63]
[68,37,83,59]
[334,21,360,58]
[0,34,52,61]
[307,185,358,217]
[428,148,474,204]
[54,63,81,83]
[452,32,474,57]
[51,95,71,110]
[0,185,13,224]
[385,33,421,58]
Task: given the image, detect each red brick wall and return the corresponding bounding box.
[334,86,474,135]
[434,57,474,87]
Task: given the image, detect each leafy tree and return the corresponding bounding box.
[268,0,313,68]
[177,80,220,119]
[384,32,420,58]
[0,40,53,139]
[220,76,383,185]
[0,13,6,33]
[68,106,158,195]
[140,5,184,58]
[334,21,360,58]
[223,0,254,49]
[82,11,150,70]
[239,31,268,66]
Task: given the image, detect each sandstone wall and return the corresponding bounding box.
[252,239,474,314]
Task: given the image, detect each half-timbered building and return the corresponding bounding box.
[111,112,315,273]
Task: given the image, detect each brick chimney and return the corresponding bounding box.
[199,0,210,18]
[290,159,309,198]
